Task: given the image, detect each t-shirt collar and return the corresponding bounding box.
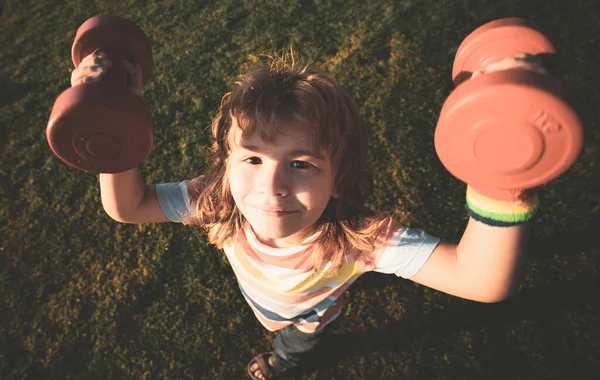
[243,222,320,256]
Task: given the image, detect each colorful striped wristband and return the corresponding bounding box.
[465,186,540,227]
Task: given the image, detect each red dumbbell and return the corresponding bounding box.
[434,18,583,200]
[47,15,153,174]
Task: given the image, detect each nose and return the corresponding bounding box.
[257,163,289,197]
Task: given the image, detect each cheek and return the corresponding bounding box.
[227,165,243,197]
[297,175,335,206]
[228,165,255,204]
[229,168,241,185]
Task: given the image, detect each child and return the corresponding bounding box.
[72,50,540,379]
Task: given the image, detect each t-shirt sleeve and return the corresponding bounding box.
[155,181,192,223]
[373,227,441,279]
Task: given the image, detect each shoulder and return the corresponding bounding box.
[361,210,399,245]
[352,211,399,266]
[357,211,440,277]
[185,175,205,203]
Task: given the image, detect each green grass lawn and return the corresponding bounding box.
[1,0,599,378]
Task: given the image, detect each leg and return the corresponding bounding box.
[248,325,327,379]
[273,324,327,368]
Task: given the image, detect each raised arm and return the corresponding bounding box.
[409,218,527,303]
[98,169,205,224]
[407,52,551,303]
[99,168,173,223]
[72,52,200,224]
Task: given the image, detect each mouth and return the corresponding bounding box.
[252,206,297,216]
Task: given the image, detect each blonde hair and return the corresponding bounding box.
[183,52,391,276]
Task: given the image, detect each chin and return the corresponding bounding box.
[254,226,299,239]
[248,220,305,239]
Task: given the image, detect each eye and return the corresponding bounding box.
[245,157,262,165]
[291,161,313,170]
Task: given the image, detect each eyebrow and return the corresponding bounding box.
[239,144,326,160]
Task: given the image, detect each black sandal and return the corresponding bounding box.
[247,352,288,379]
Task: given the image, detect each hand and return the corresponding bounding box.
[70,50,143,97]
[471,52,548,78]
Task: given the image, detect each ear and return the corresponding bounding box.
[332,180,340,198]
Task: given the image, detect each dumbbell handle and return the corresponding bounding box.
[70,14,152,85]
[470,184,529,202]
[91,49,129,88]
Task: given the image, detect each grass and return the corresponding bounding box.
[1,0,599,379]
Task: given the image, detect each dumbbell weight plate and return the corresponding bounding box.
[452,18,555,85]
[47,81,153,173]
[435,69,583,190]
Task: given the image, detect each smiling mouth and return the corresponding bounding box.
[253,207,297,216]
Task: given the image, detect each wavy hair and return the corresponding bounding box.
[183,53,391,276]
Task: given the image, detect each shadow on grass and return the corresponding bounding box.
[300,217,600,376]
[0,79,44,107]
[303,273,598,376]
[0,79,46,153]
[527,215,600,259]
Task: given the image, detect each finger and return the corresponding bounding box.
[130,71,143,88]
[92,49,110,62]
[70,69,81,86]
[79,52,97,66]
[79,50,104,67]
[93,56,112,68]
[485,53,549,73]
[78,55,110,74]
[80,65,107,76]
[485,58,517,72]
[71,65,106,85]
[71,68,91,86]
[75,50,109,72]
[471,70,484,78]
[487,58,547,74]
[122,59,138,75]
[82,74,102,84]
[512,52,529,61]
[123,60,143,96]
[514,53,546,70]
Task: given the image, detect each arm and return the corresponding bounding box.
[409,55,549,302]
[99,167,171,223]
[410,217,528,303]
[99,169,204,224]
[74,53,168,223]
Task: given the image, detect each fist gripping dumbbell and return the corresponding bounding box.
[47,15,153,174]
[435,18,583,202]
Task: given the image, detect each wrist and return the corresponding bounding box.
[465,185,539,227]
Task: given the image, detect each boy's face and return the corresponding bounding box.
[228,118,336,248]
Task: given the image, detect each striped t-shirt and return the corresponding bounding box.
[156,181,440,333]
